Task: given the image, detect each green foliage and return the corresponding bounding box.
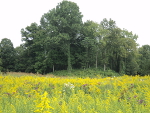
[80,20,100,69]
[138,45,150,75]
[51,68,120,78]
[0,57,2,72]
[0,38,15,72]
[1,1,148,76]
[99,19,138,75]
[40,0,83,72]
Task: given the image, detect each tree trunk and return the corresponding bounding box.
[96,53,98,68]
[104,64,106,71]
[67,42,72,72]
[53,65,55,72]
[103,49,106,71]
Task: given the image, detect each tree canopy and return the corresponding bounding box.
[0,0,149,76]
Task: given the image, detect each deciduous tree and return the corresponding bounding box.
[0,38,15,72]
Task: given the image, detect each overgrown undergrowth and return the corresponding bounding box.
[51,68,121,78]
[0,74,150,113]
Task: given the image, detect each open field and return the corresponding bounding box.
[0,73,150,113]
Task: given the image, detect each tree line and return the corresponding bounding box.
[0,0,150,75]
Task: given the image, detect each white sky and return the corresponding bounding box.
[0,0,150,48]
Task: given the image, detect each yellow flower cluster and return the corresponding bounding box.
[0,74,150,112]
[34,91,54,113]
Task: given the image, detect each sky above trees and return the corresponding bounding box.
[0,0,150,47]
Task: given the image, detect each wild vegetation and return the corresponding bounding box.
[0,0,150,76]
[1,1,150,113]
[0,74,150,113]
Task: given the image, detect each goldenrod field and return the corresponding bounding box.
[0,74,150,113]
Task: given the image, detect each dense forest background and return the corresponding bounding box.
[0,1,150,75]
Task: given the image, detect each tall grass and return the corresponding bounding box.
[0,74,150,113]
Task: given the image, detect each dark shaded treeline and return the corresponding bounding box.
[0,1,150,75]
